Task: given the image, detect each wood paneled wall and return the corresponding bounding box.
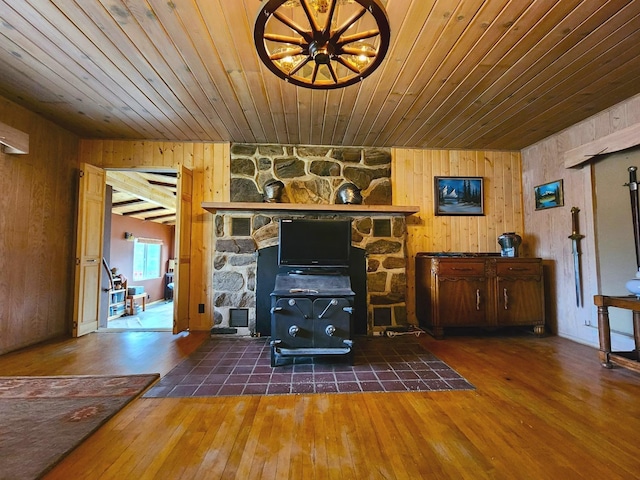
[392,148,524,321]
[79,142,524,330]
[79,140,229,330]
[521,93,640,347]
[0,98,80,355]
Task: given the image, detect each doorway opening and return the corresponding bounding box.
[99,169,177,331]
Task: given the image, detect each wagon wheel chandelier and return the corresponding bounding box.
[254,0,390,89]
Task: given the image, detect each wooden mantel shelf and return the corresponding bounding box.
[201,202,419,216]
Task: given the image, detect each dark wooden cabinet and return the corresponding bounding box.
[416,254,545,338]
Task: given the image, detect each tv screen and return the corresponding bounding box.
[278,219,351,268]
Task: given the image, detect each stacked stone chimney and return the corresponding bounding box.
[212,144,409,336]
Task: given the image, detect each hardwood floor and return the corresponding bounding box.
[1,330,639,479]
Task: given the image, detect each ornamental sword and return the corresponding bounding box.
[569,207,585,307]
[624,166,640,271]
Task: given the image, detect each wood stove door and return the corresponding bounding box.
[312,298,352,349]
[271,298,313,349]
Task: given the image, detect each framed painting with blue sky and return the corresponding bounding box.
[534,179,564,210]
[434,176,484,216]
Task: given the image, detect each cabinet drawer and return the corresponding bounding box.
[437,261,485,276]
[496,261,541,276]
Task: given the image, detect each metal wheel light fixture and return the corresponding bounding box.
[254,0,390,89]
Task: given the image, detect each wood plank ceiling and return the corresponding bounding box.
[1,0,640,152]
[107,170,177,225]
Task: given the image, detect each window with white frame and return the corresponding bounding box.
[132,238,162,281]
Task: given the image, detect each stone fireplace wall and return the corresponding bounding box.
[229,143,392,205]
[211,143,409,336]
[213,213,408,336]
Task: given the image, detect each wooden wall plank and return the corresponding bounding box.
[393,147,524,321]
[0,96,80,355]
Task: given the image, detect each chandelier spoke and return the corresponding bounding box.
[273,11,314,43]
[326,62,339,83]
[264,33,307,46]
[288,56,313,76]
[269,47,305,61]
[311,62,320,84]
[336,56,360,74]
[321,0,339,35]
[341,45,376,57]
[337,29,381,47]
[331,6,367,41]
[299,0,322,36]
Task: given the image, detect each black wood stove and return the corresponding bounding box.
[270,272,355,367]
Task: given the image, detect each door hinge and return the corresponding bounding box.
[79,169,84,178]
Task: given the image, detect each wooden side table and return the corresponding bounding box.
[593,295,640,372]
[126,293,146,316]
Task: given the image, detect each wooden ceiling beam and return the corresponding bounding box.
[563,123,640,169]
[144,213,177,221]
[112,198,146,207]
[0,121,29,154]
[107,171,176,210]
[122,206,165,216]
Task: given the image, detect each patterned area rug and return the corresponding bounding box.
[144,336,474,398]
[0,374,159,480]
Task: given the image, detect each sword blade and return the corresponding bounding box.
[569,207,585,308]
[572,242,582,307]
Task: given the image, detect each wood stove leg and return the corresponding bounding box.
[597,305,613,368]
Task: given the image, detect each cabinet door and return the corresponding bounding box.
[437,277,488,326]
[496,278,544,325]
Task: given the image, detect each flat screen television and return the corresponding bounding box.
[278,218,351,268]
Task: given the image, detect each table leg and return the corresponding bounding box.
[633,311,640,353]
[597,305,613,368]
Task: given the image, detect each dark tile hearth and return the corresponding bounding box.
[144,336,474,398]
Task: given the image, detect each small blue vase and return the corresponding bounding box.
[626,269,640,297]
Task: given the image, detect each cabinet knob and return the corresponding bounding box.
[504,288,509,310]
[476,289,481,310]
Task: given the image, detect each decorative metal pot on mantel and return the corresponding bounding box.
[336,183,362,205]
[263,179,285,203]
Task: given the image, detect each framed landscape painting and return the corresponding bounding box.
[534,179,564,210]
[434,176,484,216]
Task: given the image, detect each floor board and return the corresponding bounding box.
[1,330,639,479]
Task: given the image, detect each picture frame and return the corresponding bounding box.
[434,176,484,216]
[534,179,564,210]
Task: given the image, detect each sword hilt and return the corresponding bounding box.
[627,166,638,191]
[570,207,582,237]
